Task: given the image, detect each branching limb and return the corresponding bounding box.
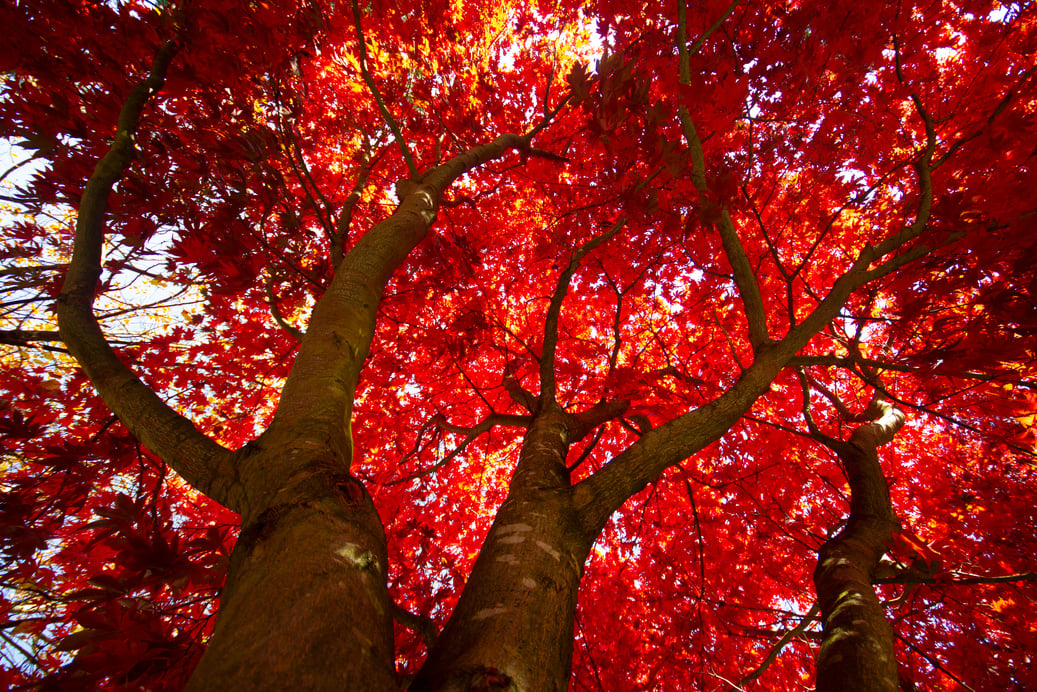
[567,426,606,472]
[540,217,627,407]
[686,0,743,56]
[390,601,438,650]
[876,571,1037,586]
[738,602,820,687]
[271,130,539,459]
[390,413,531,485]
[570,398,630,441]
[331,138,375,266]
[284,129,336,237]
[265,278,304,341]
[896,632,978,692]
[54,40,242,511]
[795,368,839,447]
[676,1,769,352]
[503,373,538,413]
[805,373,904,691]
[351,0,418,178]
[572,197,935,535]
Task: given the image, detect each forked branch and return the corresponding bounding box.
[390,412,531,485]
[540,217,627,407]
[676,1,769,352]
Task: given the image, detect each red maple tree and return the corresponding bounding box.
[1,0,1035,690]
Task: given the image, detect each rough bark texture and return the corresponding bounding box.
[411,407,595,692]
[814,401,904,692]
[185,453,396,691]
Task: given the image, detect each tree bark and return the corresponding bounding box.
[411,406,596,692]
[185,449,396,691]
[814,399,904,692]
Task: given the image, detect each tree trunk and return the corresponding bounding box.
[185,448,396,691]
[410,407,594,692]
[814,401,904,692]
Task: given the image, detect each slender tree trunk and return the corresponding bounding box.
[411,407,595,692]
[814,401,904,692]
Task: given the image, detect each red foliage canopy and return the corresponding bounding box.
[1,0,1035,689]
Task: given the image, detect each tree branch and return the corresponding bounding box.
[331,139,375,266]
[265,277,304,341]
[686,0,743,56]
[676,1,769,351]
[738,601,820,686]
[0,329,63,345]
[54,39,242,511]
[267,131,536,469]
[390,413,530,485]
[351,0,418,179]
[571,181,934,534]
[540,217,626,407]
[390,601,438,650]
[795,368,840,447]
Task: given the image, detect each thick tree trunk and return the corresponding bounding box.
[814,401,904,692]
[185,449,396,691]
[410,408,594,692]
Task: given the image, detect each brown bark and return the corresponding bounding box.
[185,448,396,691]
[55,36,543,688]
[184,134,538,690]
[54,40,244,510]
[410,406,597,692]
[813,398,905,692]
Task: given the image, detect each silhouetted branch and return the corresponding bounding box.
[875,571,1037,586]
[54,39,242,510]
[351,0,418,178]
[738,602,820,686]
[390,601,437,650]
[676,0,768,351]
[540,217,626,406]
[265,278,304,341]
[390,413,530,485]
[0,329,63,345]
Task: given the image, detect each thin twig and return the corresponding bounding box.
[738,601,821,686]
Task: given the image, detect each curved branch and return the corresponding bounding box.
[739,602,820,687]
[390,601,438,651]
[503,373,538,413]
[269,132,536,464]
[54,40,242,511]
[390,413,530,485]
[265,278,304,341]
[540,217,626,406]
[331,140,375,265]
[795,368,840,447]
[572,188,933,536]
[351,0,418,178]
[811,388,904,692]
